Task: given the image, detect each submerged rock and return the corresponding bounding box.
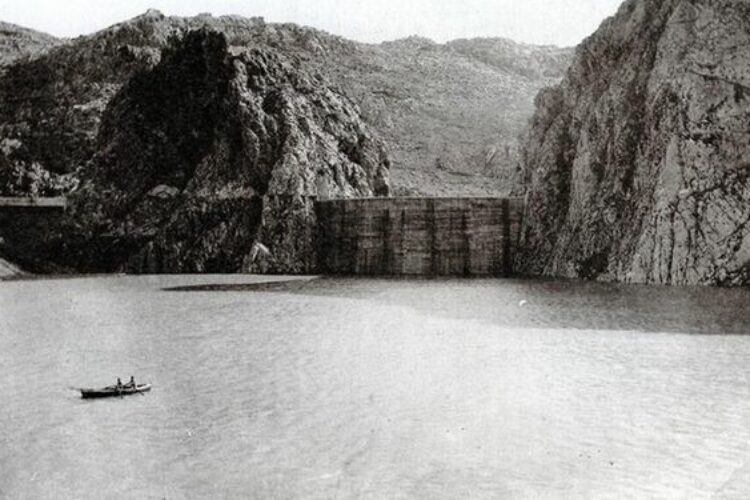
[516,0,750,286]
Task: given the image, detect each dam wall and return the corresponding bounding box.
[0,197,69,273]
[315,197,523,276]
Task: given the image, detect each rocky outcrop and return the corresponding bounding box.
[69,29,388,273]
[516,0,750,286]
[0,11,266,195]
[0,255,23,278]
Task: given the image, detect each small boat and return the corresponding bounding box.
[80,383,152,399]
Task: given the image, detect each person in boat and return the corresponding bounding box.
[116,377,123,392]
[128,375,136,388]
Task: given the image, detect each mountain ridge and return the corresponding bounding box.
[0,21,60,68]
[0,10,572,197]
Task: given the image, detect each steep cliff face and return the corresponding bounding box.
[516,0,750,286]
[67,29,388,274]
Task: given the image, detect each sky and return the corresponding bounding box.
[0,0,624,47]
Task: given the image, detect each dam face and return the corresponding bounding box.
[315,198,523,276]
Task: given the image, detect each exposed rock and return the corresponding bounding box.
[447,37,571,80]
[0,156,77,196]
[0,21,59,68]
[0,12,270,192]
[516,0,750,286]
[147,184,180,199]
[0,254,23,278]
[347,36,572,196]
[0,11,571,202]
[68,29,389,274]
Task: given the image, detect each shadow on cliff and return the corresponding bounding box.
[34,27,391,275]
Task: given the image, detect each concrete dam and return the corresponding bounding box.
[0,196,523,276]
[315,197,523,276]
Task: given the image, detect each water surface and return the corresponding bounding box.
[2,275,750,498]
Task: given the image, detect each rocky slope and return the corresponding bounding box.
[62,29,388,273]
[0,21,59,68]
[516,0,750,286]
[0,255,23,278]
[331,36,571,196]
[0,22,62,196]
[0,10,570,199]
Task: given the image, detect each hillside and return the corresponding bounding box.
[331,36,571,195]
[0,21,59,68]
[516,0,750,286]
[0,10,571,198]
[2,28,389,274]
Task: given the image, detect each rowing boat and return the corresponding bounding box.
[80,383,152,399]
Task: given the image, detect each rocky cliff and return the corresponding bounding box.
[516,0,750,286]
[66,29,388,274]
[0,10,571,200]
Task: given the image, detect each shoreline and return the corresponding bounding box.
[0,272,321,284]
[2,268,748,292]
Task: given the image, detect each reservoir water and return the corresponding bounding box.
[2,275,750,498]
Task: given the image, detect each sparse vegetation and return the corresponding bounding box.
[0,10,572,198]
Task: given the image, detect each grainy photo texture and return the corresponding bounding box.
[1,0,750,498]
